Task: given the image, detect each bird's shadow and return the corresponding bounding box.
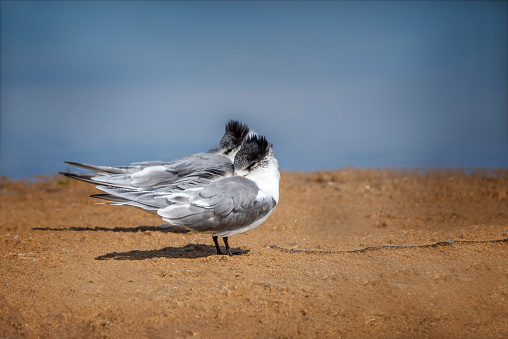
[32,225,191,234]
[95,244,249,260]
[32,225,249,259]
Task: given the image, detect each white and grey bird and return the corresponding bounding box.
[61,120,253,191]
[65,135,280,256]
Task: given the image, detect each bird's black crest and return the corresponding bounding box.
[225,120,250,141]
[235,135,271,170]
[218,120,250,151]
[244,135,270,159]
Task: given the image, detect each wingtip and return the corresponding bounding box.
[59,171,79,178]
[58,171,97,184]
[64,161,84,168]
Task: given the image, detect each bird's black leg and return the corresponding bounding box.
[213,235,223,255]
[223,236,233,256]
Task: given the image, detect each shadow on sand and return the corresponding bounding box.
[33,225,249,259]
[95,244,249,260]
[32,225,191,234]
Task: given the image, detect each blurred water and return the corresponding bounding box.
[1,1,507,178]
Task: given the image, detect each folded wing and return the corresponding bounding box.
[62,153,232,190]
[158,176,276,234]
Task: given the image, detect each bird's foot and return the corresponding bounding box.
[213,236,240,256]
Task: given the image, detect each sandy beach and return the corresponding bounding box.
[1,169,507,338]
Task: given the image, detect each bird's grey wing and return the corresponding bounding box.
[63,161,169,189]
[130,153,228,171]
[90,162,234,213]
[86,164,188,190]
[92,186,170,212]
[65,153,225,177]
[128,153,232,189]
[65,152,232,190]
[164,153,231,175]
[65,161,143,175]
[157,176,276,234]
[59,171,137,189]
[154,162,234,192]
[130,160,170,167]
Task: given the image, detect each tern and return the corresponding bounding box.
[62,135,280,256]
[62,120,253,190]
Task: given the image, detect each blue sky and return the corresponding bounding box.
[1,1,507,178]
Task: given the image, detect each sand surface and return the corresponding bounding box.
[1,169,507,338]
